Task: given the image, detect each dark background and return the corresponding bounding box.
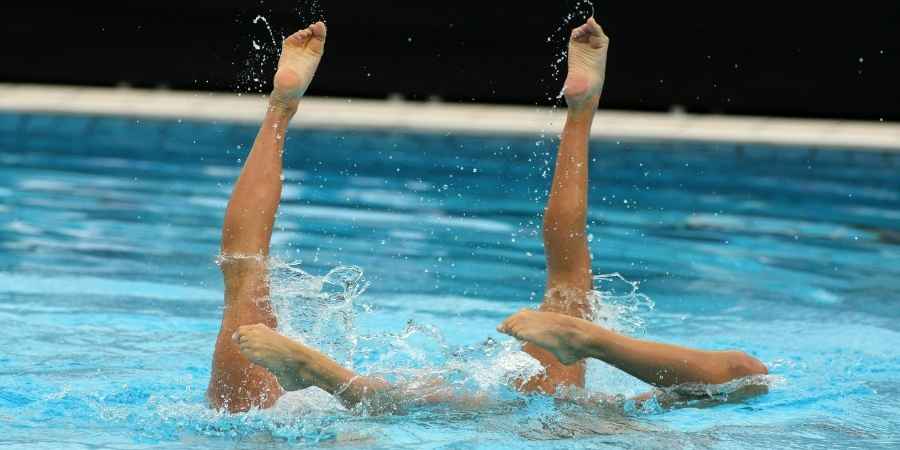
[3,2,899,120]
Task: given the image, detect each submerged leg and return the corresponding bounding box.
[521,17,610,394]
[499,310,768,387]
[207,22,327,413]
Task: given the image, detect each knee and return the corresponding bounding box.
[725,351,768,380]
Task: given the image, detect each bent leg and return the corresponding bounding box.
[500,310,768,387]
[233,324,483,412]
[232,324,391,410]
[522,18,610,394]
[207,22,327,413]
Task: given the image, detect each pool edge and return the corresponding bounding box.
[1,84,898,152]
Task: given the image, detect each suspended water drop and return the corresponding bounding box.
[253,15,279,49]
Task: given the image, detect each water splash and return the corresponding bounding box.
[253,15,280,50]
[262,257,548,403]
[263,256,655,400]
[545,0,596,92]
[89,256,774,444]
[237,15,281,94]
[588,272,655,335]
[267,258,370,367]
[527,1,597,200]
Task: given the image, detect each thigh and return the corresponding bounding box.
[207,258,283,411]
[518,285,593,394]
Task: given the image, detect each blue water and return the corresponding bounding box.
[1,112,899,449]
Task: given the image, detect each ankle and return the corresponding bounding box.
[571,318,603,358]
[566,96,600,119]
[285,340,310,369]
[267,94,300,117]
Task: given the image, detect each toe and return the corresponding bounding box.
[286,33,306,47]
[498,318,520,336]
[497,318,511,334]
[571,27,586,41]
[306,22,326,54]
[309,21,327,39]
[504,320,522,336]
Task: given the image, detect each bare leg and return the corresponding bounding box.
[521,18,610,394]
[232,324,393,409]
[499,310,768,387]
[206,22,327,413]
[502,18,768,395]
[233,324,481,413]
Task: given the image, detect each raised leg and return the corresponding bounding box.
[504,17,769,398]
[499,310,768,387]
[206,22,327,413]
[520,17,610,394]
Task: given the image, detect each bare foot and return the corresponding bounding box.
[269,21,327,111]
[497,310,595,365]
[563,17,610,111]
[233,324,318,391]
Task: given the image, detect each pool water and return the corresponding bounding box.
[1,112,899,449]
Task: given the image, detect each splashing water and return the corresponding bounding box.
[253,15,280,50]
[237,15,281,94]
[262,256,657,399]
[183,255,773,444]
[589,272,655,335]
[267,258,370,367]
[263,257,546,397]
[582,274,658,395]
[527,1,598,206]
[545,0,596,92]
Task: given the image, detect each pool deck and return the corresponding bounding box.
[1,84,898,152]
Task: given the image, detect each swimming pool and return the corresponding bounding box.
[2,111,899,449]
